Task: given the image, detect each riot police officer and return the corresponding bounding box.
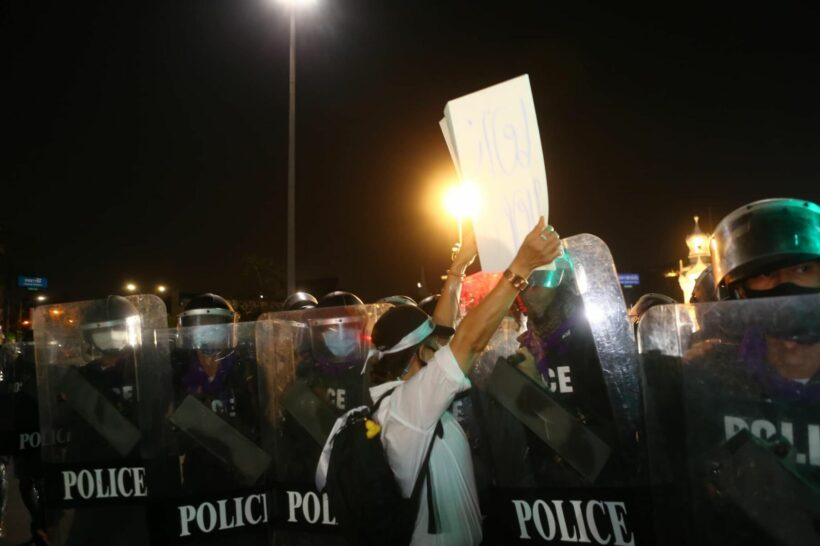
[171,293,260,492]
[68,295,143,460]
[705,198,820,392]
[663,198,820,544]
[55,295,147,546]
[509,258,626,486]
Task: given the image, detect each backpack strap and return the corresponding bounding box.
[372,386,398,412]
[409,420,444,534]
[421,421,444,534]
[373,385,444,535]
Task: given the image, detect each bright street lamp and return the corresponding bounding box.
[125,283,138,293]
[444,181,481,245]
[157,285,167,293]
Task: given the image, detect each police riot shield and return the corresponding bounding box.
[0,335,38,456]
[145,320,270,545]
[1,335,48,540]
[463,234,650,544]
[638,293,820,546]
[256,303,391,543]
[33,294,167,546]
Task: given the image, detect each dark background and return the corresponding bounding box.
[3,1,819,303]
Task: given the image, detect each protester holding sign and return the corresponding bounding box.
[317,217,561,546]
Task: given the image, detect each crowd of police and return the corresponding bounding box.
[0,197,817,546]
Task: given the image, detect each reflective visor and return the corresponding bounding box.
[178,308,235,329]
[309,316,366,364]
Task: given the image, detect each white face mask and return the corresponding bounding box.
[321,327,359,358]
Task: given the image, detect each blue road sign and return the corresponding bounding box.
[18,276,48,289]
[618,273,640,287]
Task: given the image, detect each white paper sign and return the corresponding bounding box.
[441,74,550,272]
[439,118,462,178]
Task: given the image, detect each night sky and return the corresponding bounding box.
[4,1,820,303]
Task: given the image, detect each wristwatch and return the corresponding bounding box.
[503,269,529,291]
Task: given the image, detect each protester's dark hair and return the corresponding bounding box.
[367,306,453,386]
[369,345,417,386]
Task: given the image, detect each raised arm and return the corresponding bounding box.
[449,217,561,374]
[431,227,478,329]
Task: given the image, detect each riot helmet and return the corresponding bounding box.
[627,293,677,328]
[711,198,820,299]
[283,291,318,311]
[376,295,417,307]
[317,291,364,308]
[80,296,142,360]
[690,264,718,303]
[176,293,238,354]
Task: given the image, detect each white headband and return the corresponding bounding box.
[361,318,435,375]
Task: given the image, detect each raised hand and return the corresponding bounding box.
[509,217,562,278]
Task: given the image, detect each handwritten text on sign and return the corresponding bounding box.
[443,75,550,272]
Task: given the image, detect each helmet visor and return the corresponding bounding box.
[179,324,234,353]
[81,315,142,357]
[309,316,366,364]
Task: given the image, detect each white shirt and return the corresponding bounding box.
[316,345,482,546]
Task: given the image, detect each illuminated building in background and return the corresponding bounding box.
[675,216,711,303]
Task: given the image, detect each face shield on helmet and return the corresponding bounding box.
[81,314,142,361]
[309,316,366,364]
[528,249,574,290]
[177,308,237,354]
[522,250,577,319]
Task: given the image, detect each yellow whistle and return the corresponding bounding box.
[364,418,381,439]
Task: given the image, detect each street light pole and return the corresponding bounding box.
[286,9,297,295]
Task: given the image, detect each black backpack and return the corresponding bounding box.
[323,386,443,546]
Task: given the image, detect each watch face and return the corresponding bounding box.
[505,269,528,290]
